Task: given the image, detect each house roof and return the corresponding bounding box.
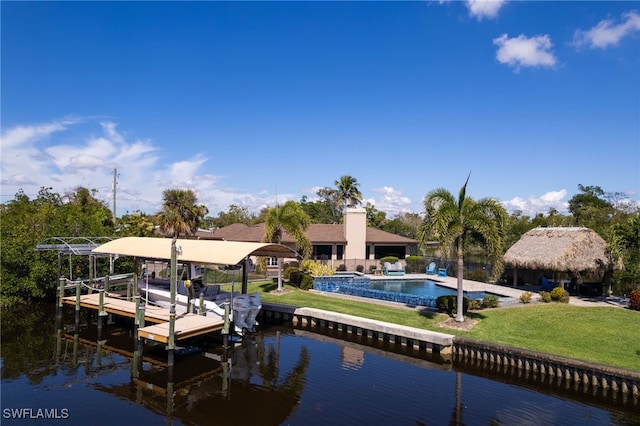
[197,223,417,245]
[503,227,613,274]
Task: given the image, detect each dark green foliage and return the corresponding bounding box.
[628,290,640,311]
[284,266,302,286]
[436,295,469,316]
[481,295,500,309]
[465,268,490,283]
[405,256,424,274]
[468,299,482,310]
[300,274,314,291]
[1,187,115,306]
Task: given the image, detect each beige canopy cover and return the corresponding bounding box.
[92,236,299,265]
[503,227,613,274]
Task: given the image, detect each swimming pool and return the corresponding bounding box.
[371,279,493,299]
[313,276,498,308]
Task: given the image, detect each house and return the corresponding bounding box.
[196,208,418,272]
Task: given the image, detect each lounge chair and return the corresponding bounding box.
[426,262,437,275]
[383,261,405,276]
[437,266,448,277]
[541,276,554,292]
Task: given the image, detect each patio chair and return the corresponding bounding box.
[426,262,437,275]
[437,266,448,277]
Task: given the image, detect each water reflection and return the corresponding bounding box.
[53,320,310,425]
[1,303,638,425]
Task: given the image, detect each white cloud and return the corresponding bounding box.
[1,173,36,186]
[493,34,557,71]
[466,0,506,20]
[0,118,78,149]
[573,10,640,49]
[502,189,569,217]
[0,118,289,216]
[371,186,413,216]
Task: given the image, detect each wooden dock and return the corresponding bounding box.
[61,293,225,344]
[137,315,225,344]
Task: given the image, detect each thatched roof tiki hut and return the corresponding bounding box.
[503,227,614,296]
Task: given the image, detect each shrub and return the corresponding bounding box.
[468,299,482,310]
[550,287,570,303]
[300,274,314,291]
[284,266,302,286]
[436,295,469,316]
[466,269,490,283]
[405,256,424,274]
[481,295,500,309]
[629,289,640,311]
[300,260,334,276]
[540,291,552,303]
[356,264,364,273]
[519,291,533,304]
[336,264,347,271]
[380,256,399,266]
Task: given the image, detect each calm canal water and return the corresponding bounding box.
[1,303,638,425]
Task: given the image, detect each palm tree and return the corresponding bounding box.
[335,175,363,209]
[263,200,312,291]
[421,174,507,322]
[156,189,208,238]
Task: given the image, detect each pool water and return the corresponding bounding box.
[313,276,501,308]
[370,279,491,300]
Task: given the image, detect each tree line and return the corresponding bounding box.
[1,176,638,307]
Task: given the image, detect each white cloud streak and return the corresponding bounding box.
[501,189,569,217]
[573,10,640,49]
[466,0,506,20]
[493,33,557,71]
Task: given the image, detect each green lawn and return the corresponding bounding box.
[227,280,640,372]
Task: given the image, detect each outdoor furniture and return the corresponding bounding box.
[383,261,405,276]
[426,262,437,275]
[437,267,448,277]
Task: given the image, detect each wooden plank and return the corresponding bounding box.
[61,293,171,323]
[138,314,225,344]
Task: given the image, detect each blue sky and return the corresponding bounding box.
[2,1,639,219]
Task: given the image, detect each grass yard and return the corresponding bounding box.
[227,280,640,372]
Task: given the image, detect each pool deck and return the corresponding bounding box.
[368,273,627,308]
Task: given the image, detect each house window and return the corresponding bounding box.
[313,245,332,260]
[374,246,406,259]
[266,257,278,267]
[336,245,344,260]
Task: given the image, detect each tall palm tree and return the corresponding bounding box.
[156,189,208,238]
[335,175,363,209]
[422,174,507,322]
[263,200,312,291]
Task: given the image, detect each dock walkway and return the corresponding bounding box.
[61,293,225,344]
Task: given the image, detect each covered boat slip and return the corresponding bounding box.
[93,236,299,293]
[91,237,298,266]
[61,293,225,343]
[77,237,298,350]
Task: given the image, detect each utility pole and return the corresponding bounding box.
[112,168,117,224]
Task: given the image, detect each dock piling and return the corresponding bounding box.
[58,276,66,309]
